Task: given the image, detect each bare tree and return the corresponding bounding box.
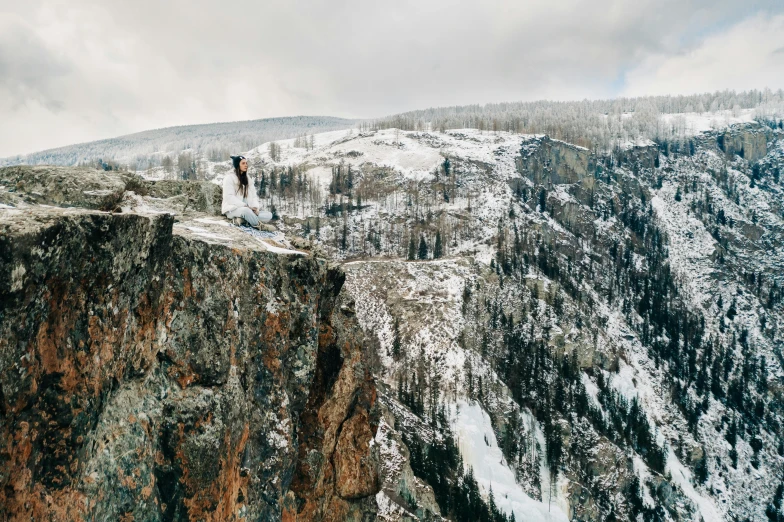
[161,155,174,178]
[269,141,281,162]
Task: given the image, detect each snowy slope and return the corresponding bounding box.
[449,400,569,522]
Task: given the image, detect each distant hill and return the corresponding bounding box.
[370,88,784,150]
[0,116,359,170]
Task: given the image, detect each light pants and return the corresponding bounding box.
[225,206,273,226]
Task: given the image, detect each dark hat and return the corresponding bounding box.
[231,155,246,169]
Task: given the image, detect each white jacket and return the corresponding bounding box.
[221,171,260,214]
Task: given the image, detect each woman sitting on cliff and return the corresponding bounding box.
[222,155,274,229]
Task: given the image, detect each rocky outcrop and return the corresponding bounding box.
[143,179,223,215]
[373,400,444,522]
[719,125,768,162]
[516,136,592,185]
[0,191,378,520]
[0,165,133,209]
[0,165,224,216]
[617,144,659,171]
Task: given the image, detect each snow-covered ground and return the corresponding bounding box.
[667,453,723,522]
[449,400,569,522]
[658,109,757,136]
[343,258,476,391]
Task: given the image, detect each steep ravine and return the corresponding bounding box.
[0,198,379,520]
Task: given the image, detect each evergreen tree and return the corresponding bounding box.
[694,454,709,484]
[766,481,784,522]
[408,235,416,261]
[418,234,429,260]
[392,317,402,359]
[434,230,444,259]
[340,221,348,251]
[258,170,268,196]
[538,188,547,213]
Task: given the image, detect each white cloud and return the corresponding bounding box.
[622,14,784,97]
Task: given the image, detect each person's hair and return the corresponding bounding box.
[234,163,248,198]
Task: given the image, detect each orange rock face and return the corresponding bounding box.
[283,298,380,522]
[0,208,379,521]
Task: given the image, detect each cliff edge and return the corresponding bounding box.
[0,167,379,521]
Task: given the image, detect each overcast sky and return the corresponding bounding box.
[1,0,783,157]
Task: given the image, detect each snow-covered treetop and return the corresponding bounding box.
[369,88,784,151]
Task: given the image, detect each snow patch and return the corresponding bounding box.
[449,400,569,522]
[667,453,723,522]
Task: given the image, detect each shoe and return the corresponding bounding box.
[232,217,244,226]
[254,222,277,232]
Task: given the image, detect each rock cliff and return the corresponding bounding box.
[718,124,769,162]
[516,136,593,185]
[0,168,379,521]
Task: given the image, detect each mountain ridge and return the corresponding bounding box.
[0,115,359,169]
